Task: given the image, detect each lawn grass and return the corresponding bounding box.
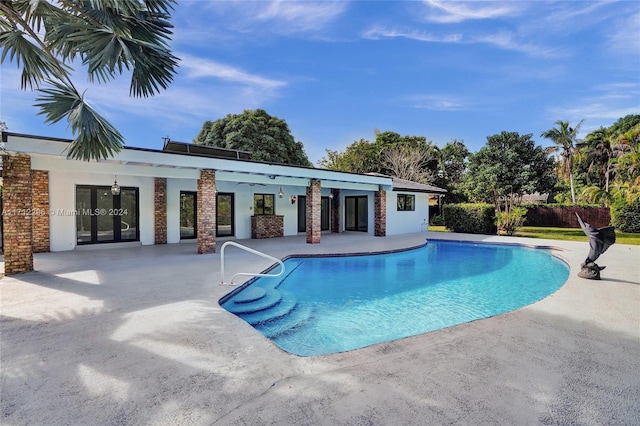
[428,225,640,246]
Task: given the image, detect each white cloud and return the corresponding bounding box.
[178,53,286,90]
[362,26,462,43]
[472,31,565,58]
[255,0,347,33]
[607,12,640,52]
[421,0,521,23]
[404,94,470,111]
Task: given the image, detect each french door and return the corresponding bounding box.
[76,186,139,244]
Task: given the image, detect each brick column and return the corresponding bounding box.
[330,188,340,233]
[197,169,216,254]
[2,154,34,274]
[32,170,50,253]
[154,177,167,244]
[306,179,321,244]
[374,186,386,237]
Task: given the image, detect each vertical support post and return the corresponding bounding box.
[306,179,321,244]
[197,169,216,254]
[32,169,50,253]
[330,188,340,233]
[374,186,386,237]
[154,177,167,244]
[2,154,34,274]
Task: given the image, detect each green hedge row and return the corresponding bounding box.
[612,201,640,233]
[443,204,497,235]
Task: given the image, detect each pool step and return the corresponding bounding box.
[256,304,313,338]
[225,288,281,314]
[240,291,297,325]
[232,286,267,304]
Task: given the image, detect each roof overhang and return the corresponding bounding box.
[2,132,393,191]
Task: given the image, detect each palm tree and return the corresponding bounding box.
[0,0,178,161]
[541,120,584,204]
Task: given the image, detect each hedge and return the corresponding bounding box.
[443,204,497,235]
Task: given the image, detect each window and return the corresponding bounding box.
[397,194,415,211]
[254,193,275,215]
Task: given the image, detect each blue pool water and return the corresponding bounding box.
[220,240,569,356]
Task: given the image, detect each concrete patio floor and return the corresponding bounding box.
[1,232,639,425]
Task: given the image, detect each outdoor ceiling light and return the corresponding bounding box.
[111,176,121,196]
[278,186,284,198]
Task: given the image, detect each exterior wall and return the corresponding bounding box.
[2,154,34,274]
[154,178,167,244]
[385,192,431,236]
[32,169,50,253]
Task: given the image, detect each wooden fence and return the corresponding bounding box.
[525,206,611,228]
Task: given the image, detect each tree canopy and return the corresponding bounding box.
[193,109,311,166]
[463,131,556,205]
[0,0,179,161]
[318,130,439,179]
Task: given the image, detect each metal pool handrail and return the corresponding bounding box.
[219,241,285,286]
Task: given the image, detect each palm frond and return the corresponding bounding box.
[35,81,124,161]
[0,28,61,89]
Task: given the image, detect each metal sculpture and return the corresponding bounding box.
[575,213,616,280]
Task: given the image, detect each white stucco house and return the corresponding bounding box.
[0,132,445,274]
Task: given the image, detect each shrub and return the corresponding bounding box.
[430,215,445,226]
[612,201,640,233]
[443,203,497,234]
[496,206,527,236]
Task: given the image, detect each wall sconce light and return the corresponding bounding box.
[289,195,297,204]
[329,192,334,199]
[269,175,276,180]
[278,186,284,198]
[111,175,121,196]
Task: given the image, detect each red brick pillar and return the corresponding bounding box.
[330,188,340,233]
[306,179,321,244]
[154,177,167,244]
[197,169,216,254]
[374,186,386,237]
[32,170,50,253]
[2,154,34,274]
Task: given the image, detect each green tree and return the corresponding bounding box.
[0,0,178,161]
[463,131,556,233]
[194,109,311,166]
[435,139,470,203]
[541,120,584,204]
[318,130,438,177]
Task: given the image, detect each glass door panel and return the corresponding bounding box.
[216,193,234,237]
[180,192,196,239]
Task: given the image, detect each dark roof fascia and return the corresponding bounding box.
[392,187,447,194]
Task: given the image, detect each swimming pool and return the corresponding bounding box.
[220,240,569,356]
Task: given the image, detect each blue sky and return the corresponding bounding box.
[1,1,639,165]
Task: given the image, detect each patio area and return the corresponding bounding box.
[1,232,639,425]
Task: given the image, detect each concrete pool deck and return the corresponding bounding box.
[1,232,639,425]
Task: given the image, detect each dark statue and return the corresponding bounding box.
[575,213,616,280]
